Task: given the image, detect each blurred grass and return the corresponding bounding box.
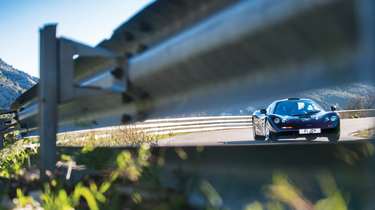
[21,126,177,148]
[245,172,348,210]
[57,126,158,147]
[352,128,375,139]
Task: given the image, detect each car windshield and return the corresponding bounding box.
[273,100,322,116]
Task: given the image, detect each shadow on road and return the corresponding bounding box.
[220,139,330,145]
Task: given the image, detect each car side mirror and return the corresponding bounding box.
[260,109,267,114]
[330,105,337,111]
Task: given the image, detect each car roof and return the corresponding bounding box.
[274,98,314,103]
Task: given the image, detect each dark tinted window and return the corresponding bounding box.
[273,100,322,116]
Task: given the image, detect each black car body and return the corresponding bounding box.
[252,98,340,142]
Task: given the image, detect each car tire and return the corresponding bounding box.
[328,131,340,143]
[265,126,277,142]
[306,136,317,141]
[253,126,265,141]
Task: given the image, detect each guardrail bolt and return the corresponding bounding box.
[111,67,123,79]
[139,21,153,33]
[121,114,133,124]
[122,93,134,103]
[123,31,135,42]
[137,44,148,53]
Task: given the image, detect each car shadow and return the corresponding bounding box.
[220,139,325,145]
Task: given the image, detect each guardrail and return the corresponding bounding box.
[0,111,18,148]
[139,116,252,134]
[140,110,375,134]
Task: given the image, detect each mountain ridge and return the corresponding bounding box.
[0,58,38,109]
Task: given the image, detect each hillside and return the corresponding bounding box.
[301,83,375,110]
[0,58,37,109]
[163,82,375,117]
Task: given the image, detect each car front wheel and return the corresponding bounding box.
[328,130,340,143]
[265,126,277,142]
[306,136,317,141]
[253,125,265,141]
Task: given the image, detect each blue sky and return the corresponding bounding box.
[0,0,153,77]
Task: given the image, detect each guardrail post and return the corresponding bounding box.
[39,24,58,175]
[0,120,4,149]
[0,133,3,149]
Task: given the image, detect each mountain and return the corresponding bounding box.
[0,58,38,109]
[301,83,375,110]
[163,82,375,118]
[236,82,375,114]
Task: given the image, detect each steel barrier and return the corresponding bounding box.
[141,109,375,134]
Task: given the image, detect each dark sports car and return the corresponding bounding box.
[252,98,340,142]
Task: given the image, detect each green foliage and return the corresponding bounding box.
[243,172,349,210]
[200,180,223,209]
[12,188,41,209]
[0,138,38,178]
[114,144,151,182]
[244,202,264,210]
[0,129,194,210]
[8,143,154,210]
[1,131,353,210]
[40,181,108,210]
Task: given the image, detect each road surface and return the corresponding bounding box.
[158,117,375,146]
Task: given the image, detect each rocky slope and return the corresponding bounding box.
[301,83,375,110]
[0,59,37,110]
[166,82,375,117]
[240,82,375,114]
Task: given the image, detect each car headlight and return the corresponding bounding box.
[330,115,338,121]
[324,116,330,122]
[273,117,281,124]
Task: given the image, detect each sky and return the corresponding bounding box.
[0,0,153,77]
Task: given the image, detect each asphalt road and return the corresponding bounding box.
[158,117,375,146]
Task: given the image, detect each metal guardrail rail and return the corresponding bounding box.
[139,109,375,134]
[63,116,253,136]
[0,111,17,148]
[7,0,375,174]
[140,116,252,134]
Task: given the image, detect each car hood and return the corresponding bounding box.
[274,111,336,119]
[270,111,339,129]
